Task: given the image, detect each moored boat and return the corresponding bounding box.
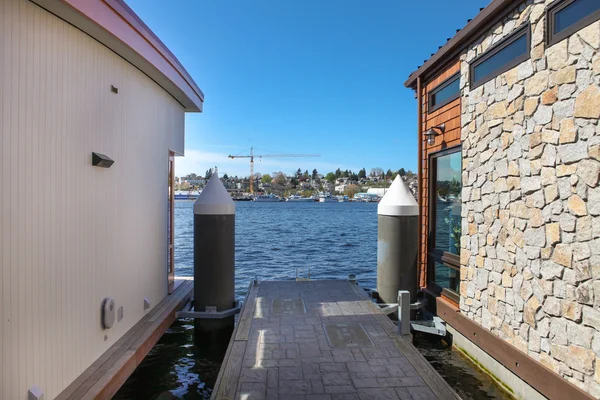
[254,194,281,202]
[287,195,315,202]
[318,192,338,203]
[174,190,200,200]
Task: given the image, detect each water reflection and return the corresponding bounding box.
[413,333,513,400]
[113,318,231,400]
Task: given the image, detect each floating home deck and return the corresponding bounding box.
[212,280,459,400]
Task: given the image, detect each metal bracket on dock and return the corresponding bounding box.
[176,300,241,319]
[410,316,447,337]
[296,268,311,281]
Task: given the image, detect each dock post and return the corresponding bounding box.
[377,175,419,305]
[193,172,236,333]
[397,290,411,335]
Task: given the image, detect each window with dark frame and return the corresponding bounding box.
[428,147,462,302]
[428,74,460,113]
[469,24,531,89]
[546,0,600,47]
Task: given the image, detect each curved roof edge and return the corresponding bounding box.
[32,0,204,112]
[404,0,521,90]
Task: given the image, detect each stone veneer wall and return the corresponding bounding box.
[459,0,600,396]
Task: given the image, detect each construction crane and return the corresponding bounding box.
[228,147,320,194]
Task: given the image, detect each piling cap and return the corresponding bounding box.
[377,175,418,216]
[194,172,235,215]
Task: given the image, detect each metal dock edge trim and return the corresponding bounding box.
[210,280,258,400]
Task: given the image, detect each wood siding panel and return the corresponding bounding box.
[418,61,462,288]
[0,0,186,398]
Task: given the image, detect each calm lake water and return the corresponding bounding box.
[115,201,511,400]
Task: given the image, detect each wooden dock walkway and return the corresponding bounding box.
[212,280,459,400]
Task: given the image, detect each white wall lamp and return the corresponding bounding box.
[424,123,446,146]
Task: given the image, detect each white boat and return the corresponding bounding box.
[287,195,315,202]
[318,192,338,203]
[338,195,349,202]
[354,193,379,202]
[174,190,201,200]
[254,194,281,202]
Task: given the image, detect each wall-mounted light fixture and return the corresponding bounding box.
[92,152,114,168]
[424,123,446,146]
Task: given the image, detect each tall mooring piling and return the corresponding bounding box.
[377,175,419,304]
[191,172,237,336]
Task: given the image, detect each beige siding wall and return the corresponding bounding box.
[0,0,186,398]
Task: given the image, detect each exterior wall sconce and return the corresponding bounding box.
[92,152,114,168]
[424,123,446,146]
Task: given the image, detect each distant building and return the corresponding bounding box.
[185,178,206,186]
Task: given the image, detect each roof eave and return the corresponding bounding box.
[404,0,521,89]
[32,0,204,112]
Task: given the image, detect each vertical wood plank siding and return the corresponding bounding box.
[0,0,185,398]
[419,61,462,288]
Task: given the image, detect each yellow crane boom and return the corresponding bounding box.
[228,147,320,194]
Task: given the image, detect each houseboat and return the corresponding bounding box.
[405,0,600,398]
[174,190,201,200]
[253,194,281,202]
[0,0,203,399]
[287,194,315,202]
[318,192,338,202]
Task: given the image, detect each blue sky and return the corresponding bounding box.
[127,0,485,178]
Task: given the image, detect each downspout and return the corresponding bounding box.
[416,76,423,289]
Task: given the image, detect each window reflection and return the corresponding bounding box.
[434,262,459,293]
[434,151,462,256]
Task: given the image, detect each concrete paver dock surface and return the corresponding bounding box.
[211,280,460,400]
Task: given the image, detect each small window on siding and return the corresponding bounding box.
[547,0,600,47]
[469,24,530,89]
[428,74,460,113]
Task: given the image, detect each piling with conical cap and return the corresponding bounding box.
[377,175,419,304]
[193,172,236,313]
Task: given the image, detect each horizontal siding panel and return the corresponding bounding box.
[425,101,461,121]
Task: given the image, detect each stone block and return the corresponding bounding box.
[543,296,562,316]
[568,194,587,216]
[544,184,559,203]
[547,40,568,71]
[553,244,573,268]
[552,66,576,85]
[575,85,600,119]
[577,159,600,187]
[525,71,549,96]
[546,223,561,245]
[542,87,558,105]
[524,97,539,116]
[559,119,578,144]
[534,104,553,125]
[562,301,583,322]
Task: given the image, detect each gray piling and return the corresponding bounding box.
[377,175,419,304]
[193,172,236,315]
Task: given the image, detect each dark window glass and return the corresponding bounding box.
[433,151,462,255]
[473,33,528,84]
[555,0,600,34]
[434,262,460,293]
[430,76,460,109]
